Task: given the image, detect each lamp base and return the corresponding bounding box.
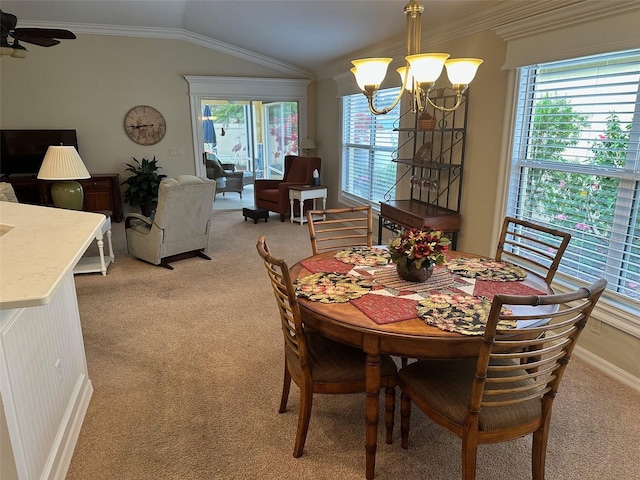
[51,181,84,210]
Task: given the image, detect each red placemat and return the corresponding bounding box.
[350,294,419,325]
[300,257,354,274]
[473,280,546,299]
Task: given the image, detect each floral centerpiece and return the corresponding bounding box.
[388,227,451,282]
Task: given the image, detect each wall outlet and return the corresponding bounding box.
[589,318,602,335]
[168,147,184,156]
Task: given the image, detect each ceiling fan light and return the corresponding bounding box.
[445,58,484,85]
[406,53,449,83]
[396,66,414,92]
[351,58,392,89]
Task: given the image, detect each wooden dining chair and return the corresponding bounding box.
[306,205,373,255]
[256,235,398,457]
[495,216,572,287]
[398,278,607,480]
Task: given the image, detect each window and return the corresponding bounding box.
[507,49,640,308]
[341,88,400,204]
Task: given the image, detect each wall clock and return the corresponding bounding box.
[123,105,167,145]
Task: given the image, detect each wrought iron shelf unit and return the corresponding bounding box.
[378,90,469,248]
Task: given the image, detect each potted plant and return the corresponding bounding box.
[388,227,451,282]
[121,156,166,216]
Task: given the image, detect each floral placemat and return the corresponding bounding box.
[416,292,516,335]
[350,294,419,325]
[446,257,527,282]
[300,257,354,274]
[295,272,372,303]
[334,247,391,266]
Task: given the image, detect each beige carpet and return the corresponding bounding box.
[67,210,640,479]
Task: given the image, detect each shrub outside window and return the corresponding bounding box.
[507,49,640,309]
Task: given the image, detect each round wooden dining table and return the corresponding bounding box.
[289,249,552,480]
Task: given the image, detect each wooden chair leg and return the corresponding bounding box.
[400,392,411,449]
[532,421,551,480]
[384,385,395,444]
[293,386,313,458]
[461,435,478,480]
[279,362,291,413]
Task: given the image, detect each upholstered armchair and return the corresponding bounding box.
[0,182,19,203]
[204,153,243,198]
[125,175,216,269]
[254,155,321,222]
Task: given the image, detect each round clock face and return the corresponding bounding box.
[124,105,167,145]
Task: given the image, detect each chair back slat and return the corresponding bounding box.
[495,216,571,286]
[468,279,606,414]
[256,235,308,363]
[306,206,373,255]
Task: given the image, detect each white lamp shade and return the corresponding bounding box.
[445,58,484,85]
[406,53,450,83]
[37,146,90,180]
[299,138,317,150]
[351,58,392,88]
[396,66,414,92]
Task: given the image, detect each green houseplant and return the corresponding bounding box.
[121,156,166,216]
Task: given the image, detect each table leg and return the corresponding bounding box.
[299,195,304,226]
[363,336,381,480]
[106,227,114,263]
[96,236,107,276]
[290,196,295,224]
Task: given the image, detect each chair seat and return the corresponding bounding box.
[303,332,397,384]
[400,358,541,431]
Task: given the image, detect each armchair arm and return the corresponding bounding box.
[254,179,283,192]
[125,213,153,229]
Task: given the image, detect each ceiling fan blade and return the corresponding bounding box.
[11,34,60,47]
[13,28,76,40]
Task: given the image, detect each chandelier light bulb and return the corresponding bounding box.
[351,58,392,89]
[445,58,484,86]
[406,53,450,84]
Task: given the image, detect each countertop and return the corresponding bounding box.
[0,202,105,309]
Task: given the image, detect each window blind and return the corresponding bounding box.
[508,49,640,306]
[342,88,400,204]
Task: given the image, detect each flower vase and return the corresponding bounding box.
[396,260,434,283]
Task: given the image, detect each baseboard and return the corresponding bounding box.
[574,345,640,393]
[44,376,94,480]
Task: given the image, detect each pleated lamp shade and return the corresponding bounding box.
[37,146,91,210]
[38,146,90,180]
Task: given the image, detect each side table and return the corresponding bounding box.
[74,211,115,276]
[289,185,327,225]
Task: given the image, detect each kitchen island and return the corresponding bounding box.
[0,202,105,480]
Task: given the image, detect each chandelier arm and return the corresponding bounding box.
[426,93,464,113]
[365,64,410,115]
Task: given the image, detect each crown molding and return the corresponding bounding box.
[494,0,640,41]
[21,20,313,79]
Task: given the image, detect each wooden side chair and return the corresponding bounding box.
[495,216,572,287]
[306,206,373,255]
[399,278,607,480]
[256,235,398,457]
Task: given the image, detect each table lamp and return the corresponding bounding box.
[37,145,91,210]
[300,138,317,156]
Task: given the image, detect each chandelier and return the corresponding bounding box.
[350,0,483,115]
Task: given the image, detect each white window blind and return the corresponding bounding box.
[507,49,640,307]
[342,89,400,204]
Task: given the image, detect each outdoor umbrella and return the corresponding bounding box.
[203,105,217,148]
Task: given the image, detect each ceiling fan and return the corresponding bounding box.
[1,9,76,58]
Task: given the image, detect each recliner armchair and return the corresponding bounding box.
[254,155,321,222]
[125,175,216,269]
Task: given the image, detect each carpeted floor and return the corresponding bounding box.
[67,209,640,479]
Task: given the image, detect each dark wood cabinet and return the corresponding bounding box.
[378,90,468,249]
[2,173,123,222]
